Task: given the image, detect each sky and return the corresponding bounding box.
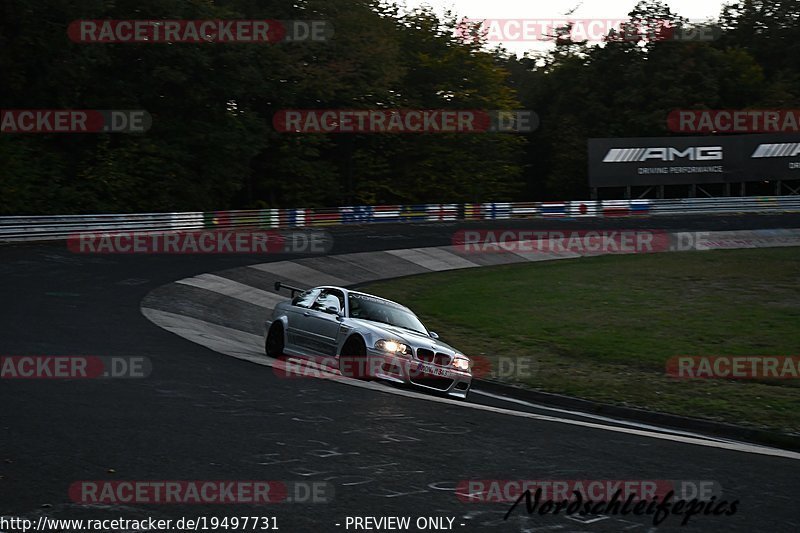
[402,0,735,55]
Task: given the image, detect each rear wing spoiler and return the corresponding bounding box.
[274,281,305,297]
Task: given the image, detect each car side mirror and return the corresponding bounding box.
[429,331,439,339]
[324,305,340,315]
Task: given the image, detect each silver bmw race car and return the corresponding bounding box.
[264,282,473,399]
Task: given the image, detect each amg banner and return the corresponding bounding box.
[588,134,800,187]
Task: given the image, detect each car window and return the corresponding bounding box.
[347,293,428,334]
[292,289,321,309]
[313,289,345,313]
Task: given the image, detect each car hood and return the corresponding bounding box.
[347,318,460,355]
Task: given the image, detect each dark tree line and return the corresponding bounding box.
[0,0,797,214]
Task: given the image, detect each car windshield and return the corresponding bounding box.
[348,293,428,335]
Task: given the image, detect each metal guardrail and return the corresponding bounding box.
[1,196,800,242]
[645,196,800,215]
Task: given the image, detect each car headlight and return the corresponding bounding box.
[375,339,409,355]
[452,355,471,371]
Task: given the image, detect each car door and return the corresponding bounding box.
[285,288,321,353]
[302,289,347,357]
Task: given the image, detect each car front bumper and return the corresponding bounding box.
[363,348,472,399]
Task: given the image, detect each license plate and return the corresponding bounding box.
[416,363,451,377]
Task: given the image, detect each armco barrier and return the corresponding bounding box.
[2,196,800,242]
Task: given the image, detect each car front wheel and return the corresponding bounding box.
[265,323,284,358]
[339,337,371,379]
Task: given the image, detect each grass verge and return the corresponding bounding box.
[362,247,800,434]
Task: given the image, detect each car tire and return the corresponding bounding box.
[265,323,284,358]
[339,336,370,380]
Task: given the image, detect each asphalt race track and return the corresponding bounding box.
[3,214,800,533]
